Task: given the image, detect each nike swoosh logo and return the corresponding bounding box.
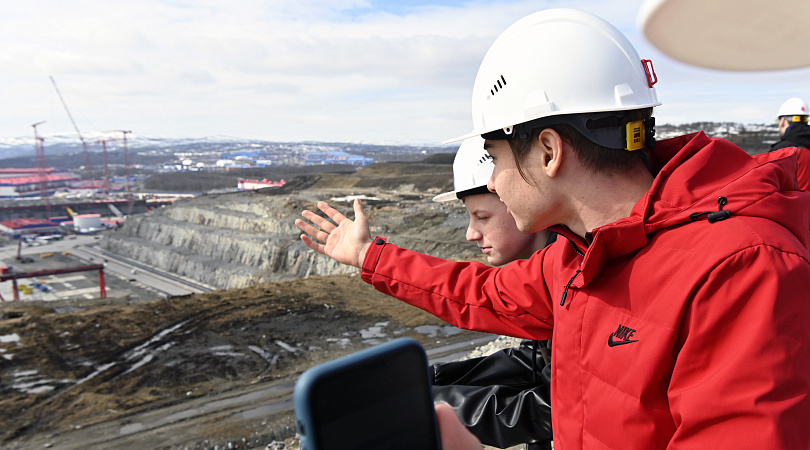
[608,335,639,347]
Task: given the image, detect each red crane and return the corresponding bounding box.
[31,121,51,218]
[96,139,112,194]
[96,132,133,200]
[50,76,93,180]
[114,130,134,214]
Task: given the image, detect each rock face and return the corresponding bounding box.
[101,167,482,290]
[102,193,343,289]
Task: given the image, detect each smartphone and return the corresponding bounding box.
[293,338,442,450]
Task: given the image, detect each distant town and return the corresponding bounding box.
[0,121,781,241]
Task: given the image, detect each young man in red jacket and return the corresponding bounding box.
[296,9,810,449]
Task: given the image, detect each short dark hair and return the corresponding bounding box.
[507,108,653,182]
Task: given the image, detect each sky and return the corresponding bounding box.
[2,0,810,147]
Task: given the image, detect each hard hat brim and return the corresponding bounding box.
[443,130,481,145]
[639,0,810,71]
[432,191,459,202]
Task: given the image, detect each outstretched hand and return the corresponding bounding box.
[295,198,373,269]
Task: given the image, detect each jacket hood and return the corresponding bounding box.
[569,132,810,285]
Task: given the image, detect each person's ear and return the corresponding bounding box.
[537,128,564,178]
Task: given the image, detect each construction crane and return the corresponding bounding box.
[113,130,134,214]
[50,76,93,180]
[96,139,112,194]
[32,121,51,218]
[93,132,134,208]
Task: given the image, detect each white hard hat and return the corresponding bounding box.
[777,97,809,121]
[433,137,492,202]
[446,9,660,145]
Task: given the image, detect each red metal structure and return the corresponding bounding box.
[115,130,134,214]
[97,140,112,194]
[95,132,134,207]
[31,121,51,217]
[0,264,106,301]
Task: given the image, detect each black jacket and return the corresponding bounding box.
[771,122,810,151]
[431,339,552,448]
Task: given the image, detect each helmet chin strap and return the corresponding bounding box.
[485,112,656,151]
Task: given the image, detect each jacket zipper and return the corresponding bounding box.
[560,269,581,306]
[567,236,585,257]
[559,237,585,306]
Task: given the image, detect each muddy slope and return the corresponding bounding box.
[0,274,489,448]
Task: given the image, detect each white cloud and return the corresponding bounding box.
[1,0,809,146]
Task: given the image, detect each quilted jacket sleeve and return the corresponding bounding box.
[668,245,810,448]
[361,237,555,340]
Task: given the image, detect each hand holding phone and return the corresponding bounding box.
[294,338,442,450]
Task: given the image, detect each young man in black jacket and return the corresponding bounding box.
[770,97,810,190]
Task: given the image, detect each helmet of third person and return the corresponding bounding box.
[777,97,809,123]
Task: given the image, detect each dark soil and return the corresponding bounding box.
[0,274,489,449]
[0,154,477,449]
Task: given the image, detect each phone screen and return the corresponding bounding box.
[296,339,441,450]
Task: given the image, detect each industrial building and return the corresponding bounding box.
[72,214,105,234]
[305,151,375,166]
[236,179,287,190]
[0,218,60,238]
[0,170,81,199]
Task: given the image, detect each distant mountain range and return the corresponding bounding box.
[0,121,781,166]
[0,133,454,167]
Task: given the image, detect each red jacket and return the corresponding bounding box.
[361,132,810,449]
[798,147,810,190]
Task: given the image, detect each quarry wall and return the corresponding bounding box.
[100,189,478,290]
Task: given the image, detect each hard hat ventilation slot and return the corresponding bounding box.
[490,75,507,96]
[477,154,493,165]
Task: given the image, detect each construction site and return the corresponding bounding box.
[0,73,782,449]
[0,154,511,449]
[0,76,514,449]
